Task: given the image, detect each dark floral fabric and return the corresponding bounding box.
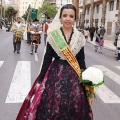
[35,60,93,120]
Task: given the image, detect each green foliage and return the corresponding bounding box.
[22,4,32,21]
[5,6,18,21]
[39,0,58,18]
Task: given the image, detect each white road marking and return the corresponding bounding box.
[96,84,120,103]
[115,66,120,70]
[5,61,31,103]
[35,53,38,61]
[93,65,120,103]
[94,65,120,85]
[0,61,4,67]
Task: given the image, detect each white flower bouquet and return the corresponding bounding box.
[78,67,104,105]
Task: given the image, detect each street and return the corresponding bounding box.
[0,30,120,120]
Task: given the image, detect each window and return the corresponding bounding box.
[109,1,114,11]
[96,5,99,13]
[116,0,119,10]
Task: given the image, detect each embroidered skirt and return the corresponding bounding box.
[35,59,93,120]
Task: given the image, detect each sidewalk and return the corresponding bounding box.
[87,36,116,51]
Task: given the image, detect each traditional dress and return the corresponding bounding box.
[16,4,93,120]
[11,22,25,53]
[16,27,93,120]
[30,23,42,54]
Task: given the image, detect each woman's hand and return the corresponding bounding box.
[35,83,41,91]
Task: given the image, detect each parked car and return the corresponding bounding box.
[6,23,12,32]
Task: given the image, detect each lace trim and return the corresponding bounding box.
[47,29,86,60]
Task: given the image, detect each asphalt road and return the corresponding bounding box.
[0,30,120,120]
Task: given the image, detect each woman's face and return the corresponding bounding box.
[61,9,75,28]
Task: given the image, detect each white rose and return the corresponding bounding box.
[82,67,103,84]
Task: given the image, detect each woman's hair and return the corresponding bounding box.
[59,4,76,20]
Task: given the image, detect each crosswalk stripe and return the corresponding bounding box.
[115,66,120,70]
[94,65,120,86]
[5,61,31,103]
[96,84,120,103]
[93,65,120,103]
[0,61,4,67]
[35,53,38,61]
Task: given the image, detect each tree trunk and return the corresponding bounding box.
[80,0,86,29]
[118,0,120,26]
[101,0,107,27]
[90,0,94,27]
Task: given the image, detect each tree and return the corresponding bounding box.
[5,6,18,21]
[80,0,86,29]
[90,0,94,27]
[39,0,58,18]
[101,0,107,27]
[22,4,32,21]
[73,0,79,26]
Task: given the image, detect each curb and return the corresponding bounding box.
[87,40,116,52]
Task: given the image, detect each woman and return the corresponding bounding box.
[17,4,93,120]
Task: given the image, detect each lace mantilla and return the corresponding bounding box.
[47,29,86,60]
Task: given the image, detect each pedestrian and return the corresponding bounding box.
[27,20,31,45]
[100,26,106,38]
[89,25,95,41]
[97,26,101,37]
[30,18,42,55]
[84,27,89,41]
[114,32,118,57]
[95,25,98,33]
[98,36,104,53]
[43,17,51,45]
[16,4,93,120]
[115,27,120,61]
[94,33,100,52]
[11,17,25,54]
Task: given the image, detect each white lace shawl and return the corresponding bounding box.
[47,28,86,60]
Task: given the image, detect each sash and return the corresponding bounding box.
[49,29,81,77]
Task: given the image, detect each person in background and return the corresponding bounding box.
[98,36,104,53]
[84,27,89,41]
[43,17,51,45]
[11,17,25,54]
[27,20,31,45]
[30,18,42,54]
[115,27,120,61]
[100,26,106,38]
[97,26,101,37]
[95,25,99,34]
[94,33,100,52]
[89,25,95,41]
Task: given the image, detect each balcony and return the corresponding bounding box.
[48,0,56,4]
[79,0,102,7]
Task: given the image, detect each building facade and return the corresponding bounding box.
[47,0,73,7]
[79,0,119,40]
[18,0,43,17]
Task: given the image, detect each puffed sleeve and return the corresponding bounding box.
[38,42,54,83]
[76,47,86,70]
